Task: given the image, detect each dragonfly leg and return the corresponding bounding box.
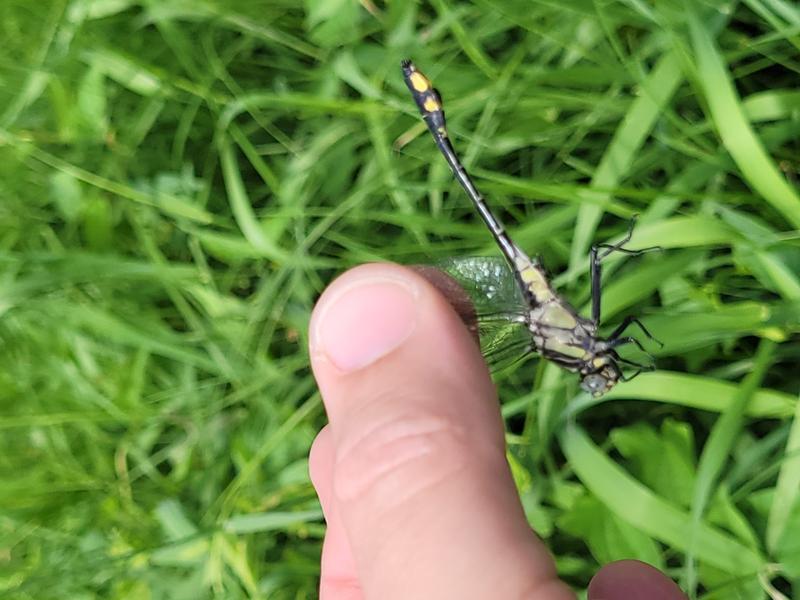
[620,367,653,382]
[609,350,655,381]
[595,216,661,260]
[610,349,653,370]
[590,216,661,325]
[608,335,652,356]
[608,315,664,347]
[590,245,602,324]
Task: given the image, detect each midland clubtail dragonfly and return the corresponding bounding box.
[401,60,660,396]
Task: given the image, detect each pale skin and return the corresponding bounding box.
[309,263,687,600]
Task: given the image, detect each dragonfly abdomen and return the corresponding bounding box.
[513,255,556,305]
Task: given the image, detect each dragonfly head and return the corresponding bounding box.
[579,356,621,397]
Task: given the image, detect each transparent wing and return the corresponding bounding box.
[477,316,534,372]
[437,256,527,319]
[436,257,533,372]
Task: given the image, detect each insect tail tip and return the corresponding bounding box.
[401,59,414,72]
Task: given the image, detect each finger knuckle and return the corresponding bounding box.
[333,405,470,510]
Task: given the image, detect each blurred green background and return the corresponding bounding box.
[1,0,799,598]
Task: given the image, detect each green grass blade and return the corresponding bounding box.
[429,0,498,78]
[219,136,289,262]
[684,339,776,594]
[570,49,684,272]
[560,422,764,574]
[223,509,323,534]
[564,371,796,422]
[767,391,800,553]
[688,9,800,229]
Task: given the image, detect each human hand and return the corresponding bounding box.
[308,263,687,599]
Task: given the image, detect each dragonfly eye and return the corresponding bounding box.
[580,373,609,395]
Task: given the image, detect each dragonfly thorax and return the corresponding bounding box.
[527,301,595,366]
[525,299,621,396]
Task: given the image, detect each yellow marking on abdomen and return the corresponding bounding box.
[409,72,430,92]
[423,96,440,112]
[520,266,554,301]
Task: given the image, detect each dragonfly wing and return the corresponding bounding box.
[477,317,534,372]
[434,257,533,372]
[436,256,527,319]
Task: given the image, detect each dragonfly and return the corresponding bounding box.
[401,60,660,396]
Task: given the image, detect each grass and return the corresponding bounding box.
[1,0,799,598]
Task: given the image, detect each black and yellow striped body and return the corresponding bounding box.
[402,60,622,395]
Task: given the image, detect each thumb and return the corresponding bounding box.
[309,263,573,600]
